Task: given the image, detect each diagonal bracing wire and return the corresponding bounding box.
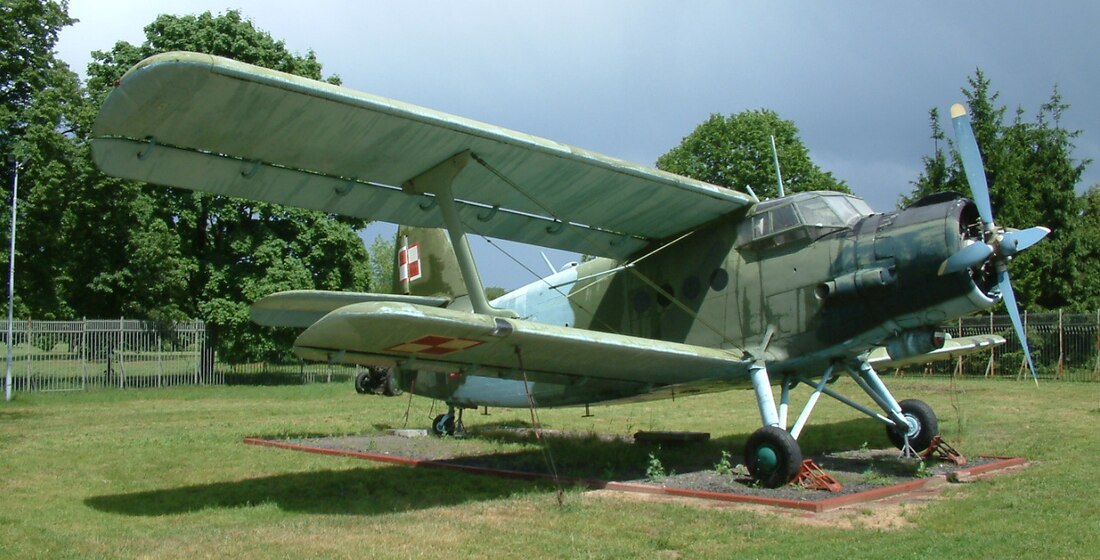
[470,153,745,353]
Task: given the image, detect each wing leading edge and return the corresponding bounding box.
[250,290,451,329]
[91,51,753,259]
[292,301,752,387]
[866,334,1005,370]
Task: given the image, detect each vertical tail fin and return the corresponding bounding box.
[394,226,468,300]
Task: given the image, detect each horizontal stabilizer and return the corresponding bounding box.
[251,290,450,328]
[292,302,750,386]
[866,334,1005,370]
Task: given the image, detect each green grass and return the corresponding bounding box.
[1,378,1098,559]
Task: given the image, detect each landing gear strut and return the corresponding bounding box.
[742,358,942,488]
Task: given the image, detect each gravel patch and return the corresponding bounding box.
[284,429,997,503]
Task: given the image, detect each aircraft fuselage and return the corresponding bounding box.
[402,191,998,407]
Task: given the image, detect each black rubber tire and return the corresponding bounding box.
[381,369,404,397]
[354,372,371,394]
[432,413,455,436]
[886,399,939,452]
[744,426,803,488]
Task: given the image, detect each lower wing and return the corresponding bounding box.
[291,301,751,387]
[866,334,1005,370]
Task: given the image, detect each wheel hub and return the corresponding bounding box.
[903,414,921,438]
[755,446,778,471]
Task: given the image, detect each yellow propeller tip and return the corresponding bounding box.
[950,103,968,119]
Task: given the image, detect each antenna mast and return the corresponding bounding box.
[770,135,785,198]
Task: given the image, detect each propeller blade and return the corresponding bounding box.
[999,226,1051,258]
[938,241,993,275]
[951,104,995,229]
[997,267,1038,384]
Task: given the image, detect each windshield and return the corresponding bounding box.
[745,193,872,245]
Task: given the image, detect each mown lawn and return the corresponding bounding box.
[1,377,1097,559]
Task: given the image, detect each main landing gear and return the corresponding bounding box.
[744,360,940,488]
[886,399,938,456]
[354,366,403,397]
[745,426,802,488]
[431,404,465,436]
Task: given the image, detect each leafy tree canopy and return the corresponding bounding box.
[1,0,84,319]
[656,109,849,199]
[903,70,1092,310]
[0,8,373,361]
[75,10,370,362]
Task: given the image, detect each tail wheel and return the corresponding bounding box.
[886,399,938,452]
[744,426,802,488]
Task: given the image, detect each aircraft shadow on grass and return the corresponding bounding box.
[83,465,549,517]
[84,418,885,517]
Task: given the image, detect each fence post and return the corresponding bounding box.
[118,317,124,389]
[985,311,996,377]
[1057,309,1065,380]
[24,319,31,391]
[192,320,201,385]
[80,318,87,390]
[156,325,163,388]
[1017,311,1028,380]
[1091,308,1100,382]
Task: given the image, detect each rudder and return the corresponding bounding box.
[394,225,468,301]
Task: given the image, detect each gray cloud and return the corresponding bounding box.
[57,0,1100,288]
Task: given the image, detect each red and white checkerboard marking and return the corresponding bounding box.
[398,242,422,286]
[386,335,484,355]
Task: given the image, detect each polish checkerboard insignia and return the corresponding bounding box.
[386,335,484,355]
[398,242,422,285]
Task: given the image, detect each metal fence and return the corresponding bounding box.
[218,361,359,386]
[2,318,362,393]
[3,319,210,392]
[895,311,1100,382]
[3,312,1098,393]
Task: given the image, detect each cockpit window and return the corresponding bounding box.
[797,197,844,227]
[742,192,873,249]
[822,195,871,223]
[752,203,798,237]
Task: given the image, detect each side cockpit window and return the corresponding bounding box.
[752,203,798,238]
[740,193,870,250]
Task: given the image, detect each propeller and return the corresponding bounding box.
[940,103,1050,384]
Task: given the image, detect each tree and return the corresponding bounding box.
[1061,186,1100,311]
[899,107,950,208]
[75,10,371,362]
[367,234,395,294]
[656,109,849,198]
[902,70,1090,310]
[0,0,86,320]
[0,0,74,155]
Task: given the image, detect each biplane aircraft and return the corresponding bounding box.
[90,52,1048,487]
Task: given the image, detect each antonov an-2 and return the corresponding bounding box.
[90,52,1047,487]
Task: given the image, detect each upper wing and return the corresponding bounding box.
[91,51,753,259]
[292,301,751,386]
[866,334,1005,370]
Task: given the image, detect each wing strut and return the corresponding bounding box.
[401,151,516,317]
